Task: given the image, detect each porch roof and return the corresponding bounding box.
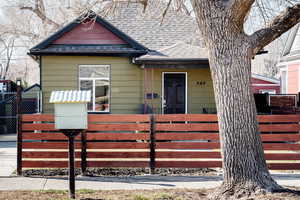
[134,42,209,67]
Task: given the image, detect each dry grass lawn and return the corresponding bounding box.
[1,188,300,200]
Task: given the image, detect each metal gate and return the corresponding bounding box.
[0,91,41,134]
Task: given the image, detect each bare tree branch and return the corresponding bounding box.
[0,37,15,79]
[20,0,60,29]
[250,2,300,55]
[226,0,255,25]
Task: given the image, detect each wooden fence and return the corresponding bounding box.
[19,114,300,173]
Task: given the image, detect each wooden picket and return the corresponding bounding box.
[19,114,300,172]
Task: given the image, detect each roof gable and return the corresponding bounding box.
[52,21,127,45]
[29,11,148,56]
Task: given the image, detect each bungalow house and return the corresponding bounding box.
[28,2,276,114]
[278,23,300,94]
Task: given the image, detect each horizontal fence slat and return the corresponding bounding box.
[265,153,300,160]
[258,115,300,123]
[155,124,219,132]
[156,151,221,158]
[88,124,150,131]
[22,151,300,160]
[156,142,220,149]
[155,114,218,122]
[86,133,149,140]
[87,152,149,158]
[268,163,300,170]
[22,161,81,168]
[87,161,149,168]
[261,134,300,142]
[22,114,54,122]
[87,142,149,149]
[263,143,300,150]
[22,123,55,131]
[22,151,79,158]
[156,152,300,160]
[22,133,72,140]
[89,114,150,122]
[156,161,222,168]
[259,124,300,132]
[156,133,219,140]
[23,142,81,149]
[155,133,300,142]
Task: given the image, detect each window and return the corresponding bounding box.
[79,65,110,112]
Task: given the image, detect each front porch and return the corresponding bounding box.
[141,68,216,114]
[136,42,216,114]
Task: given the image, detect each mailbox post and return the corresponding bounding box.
[50,90,91,199]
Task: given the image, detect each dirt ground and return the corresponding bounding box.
[1,188,300,200]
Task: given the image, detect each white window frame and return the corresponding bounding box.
[79,65,110,113]
[280,67,288,94]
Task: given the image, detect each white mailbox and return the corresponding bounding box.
[49,90,91,129]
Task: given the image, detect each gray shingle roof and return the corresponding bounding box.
[136,42,208,60]
[105,2,203,51]
[30,1,204,58]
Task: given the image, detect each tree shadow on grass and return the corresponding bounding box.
[274,188,300,195]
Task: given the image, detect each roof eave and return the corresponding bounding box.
[28,50,147,57]
[251,73,280,84]
[134,58,209,65]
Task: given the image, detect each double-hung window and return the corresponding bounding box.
[79,65,110,112]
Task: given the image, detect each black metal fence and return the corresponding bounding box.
[0,91,41,134]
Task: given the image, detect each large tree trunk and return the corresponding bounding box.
[208,33,281,199]
[190,1,282,199]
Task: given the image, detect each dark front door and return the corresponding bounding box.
[163,73,186,114]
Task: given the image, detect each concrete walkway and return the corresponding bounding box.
[0,134,17,177]
[0,174,300,191]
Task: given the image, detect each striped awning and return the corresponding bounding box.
[49,90,91,103]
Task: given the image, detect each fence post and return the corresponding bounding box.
[149,114,156,174]
[81,132,87,175]
[16,84,22,176]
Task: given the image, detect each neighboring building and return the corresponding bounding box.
[28,3,277,114]
[0,80,17,93]
[22,84,41,114]
[278,23,300,94]
[251,74,280,94]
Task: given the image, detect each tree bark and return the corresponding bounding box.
[190,1,282,199]
[208,34,281,200]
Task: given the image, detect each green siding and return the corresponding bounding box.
[41,56,143,113]
[41,56,215,114]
